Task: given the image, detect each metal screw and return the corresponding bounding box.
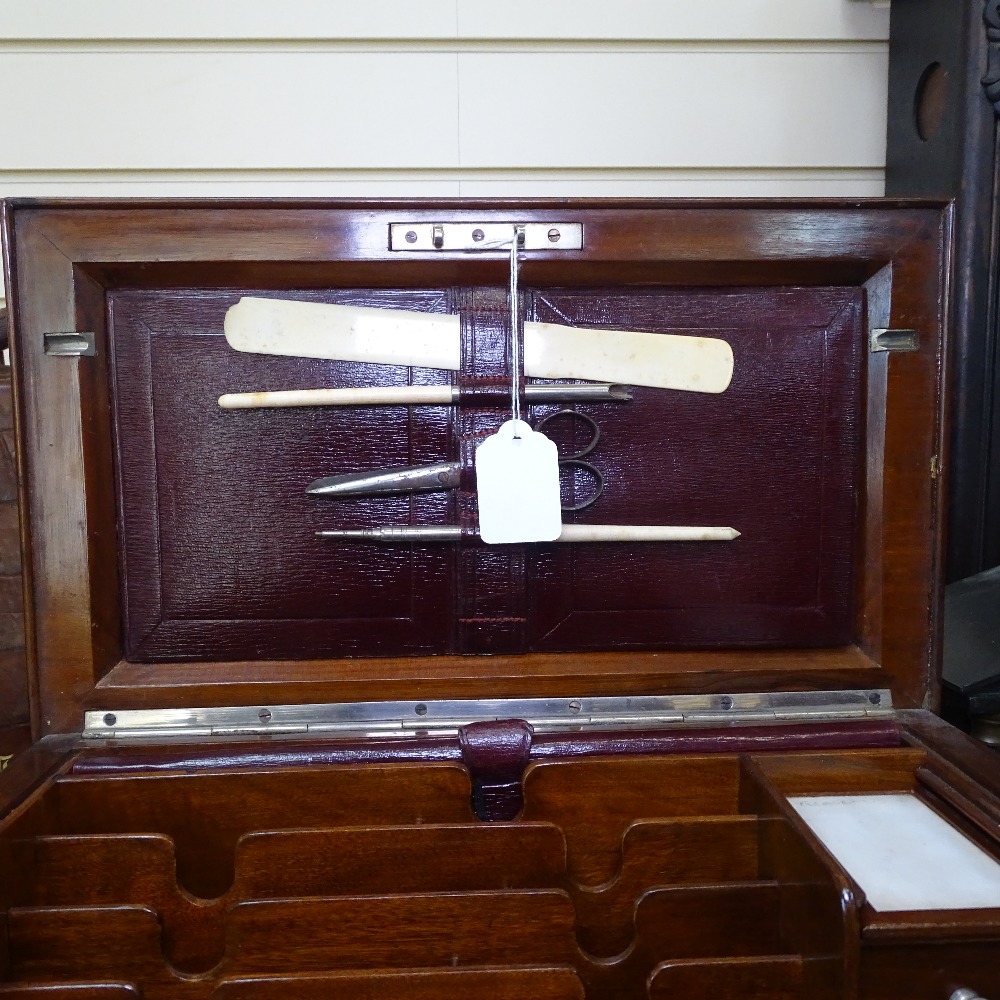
[568,700,582,713]
[471,229,485,242]
[415,703,428,716]
[547,228,561,243]
[719,696,734,710]
[869,691,881,705]
[404,230,418,244]
[103,713,117,727]
[258,708,272,723]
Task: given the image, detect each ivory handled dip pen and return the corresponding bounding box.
[317,525,741,543]
[219,383,632,410]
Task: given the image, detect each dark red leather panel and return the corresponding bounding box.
[108,284,861,662]
[528,286,862,650]
[109,288,456,661]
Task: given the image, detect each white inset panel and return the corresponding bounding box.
[0,2,460,40]
[457,0,889,41]
[0,50,459,170]
[790,793,1000,912]
[0,1,889,42]
[459,50,887,169]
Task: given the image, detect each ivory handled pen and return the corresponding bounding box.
[219,383,632,410]
[317,525,740,543]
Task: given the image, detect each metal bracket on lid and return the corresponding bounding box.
[44,332,96,357]
[82,689,894,741]
[870,328,919,353]
[390,222,583,252]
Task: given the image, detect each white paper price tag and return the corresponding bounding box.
[475,419,563,544]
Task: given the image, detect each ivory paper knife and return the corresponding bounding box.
[224,297,734,394]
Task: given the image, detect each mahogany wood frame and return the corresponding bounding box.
[1,200,952,736]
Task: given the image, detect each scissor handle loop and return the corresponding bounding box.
[557,459,604,512]
[534,408,601,460]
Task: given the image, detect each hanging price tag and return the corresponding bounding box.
[475,419,563,544]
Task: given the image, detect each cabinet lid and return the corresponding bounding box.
[1,199,952,736]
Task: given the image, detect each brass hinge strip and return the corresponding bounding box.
[82,689,892,741]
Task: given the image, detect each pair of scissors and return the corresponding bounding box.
[306,408,605,512]
[532,408,604,512]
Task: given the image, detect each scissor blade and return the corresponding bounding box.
[306,462,462,498]
[225,297,733,394]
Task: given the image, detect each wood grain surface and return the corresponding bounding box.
[2,200,951,727]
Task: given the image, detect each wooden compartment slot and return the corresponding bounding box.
[521,756,743,884]
[0,988,144,999]
[211,967,587,1000]
[631,882,783,959]
[648,955,805,1000]
[45,765,474,898]
[222,891,580,974]
[6,905,184,1000]
[571,816,759,956]
[231,822,567,898]
[7,835,221,974]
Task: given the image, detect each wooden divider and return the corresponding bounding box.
[521,756,743,884]
[648,955,804,1000]
[0,753,821,999]
[571,816,759,956]
[232,822,566,898]
[0,987,143,999]
[18,835,221,973]
[211,967,586,1000]
[50,764,474,898]
[224,891,579,974]
[6,905,197,1000]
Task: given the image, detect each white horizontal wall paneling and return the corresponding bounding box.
[0,1,889,42]
[457,48,887,171]
[0,0,892,301]
[456,1,890,41]
[3,50,460,171]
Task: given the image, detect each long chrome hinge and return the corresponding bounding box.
[83,689,893,741]
[389,222,583,252]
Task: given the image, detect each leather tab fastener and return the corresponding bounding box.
[458,719,534,821]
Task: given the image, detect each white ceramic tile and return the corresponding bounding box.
[790,793,1000,912]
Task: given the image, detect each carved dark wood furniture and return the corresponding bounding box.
[886,0,1000,581]
[0,199,997,1000]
